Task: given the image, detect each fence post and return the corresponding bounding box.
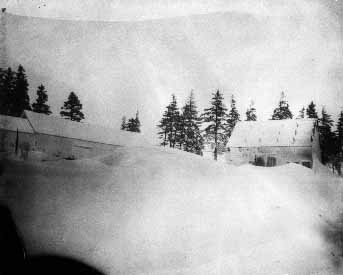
[15,128,18,155]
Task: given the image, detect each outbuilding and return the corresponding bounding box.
[226,119,321,168]
[0,114,35,158]
[0,110,148,160]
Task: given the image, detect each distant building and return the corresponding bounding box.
[0,111,149,160]
[226,119,321,168]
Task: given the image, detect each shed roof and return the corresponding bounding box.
[23,111,149,147]
[0,114,34,133]
[227,119,317,148]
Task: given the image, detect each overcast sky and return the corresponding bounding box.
[6,0,339,21]
[2,0,343,143]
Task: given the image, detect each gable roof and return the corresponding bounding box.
[23,111,149,147]
[0,114,34,133]
[227,119,317,148]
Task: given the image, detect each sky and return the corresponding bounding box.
[6,0,339,21]
[1,0,343,143]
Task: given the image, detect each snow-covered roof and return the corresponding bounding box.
[23,111,149,147]
[227,119,317,148]
[0,114,34,133]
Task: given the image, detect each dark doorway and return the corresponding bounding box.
[267,157,277,167]
[301,161,312,168]
[254,156,265,166]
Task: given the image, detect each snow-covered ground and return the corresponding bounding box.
[0,146,342,274]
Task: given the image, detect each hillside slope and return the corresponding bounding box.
[0,146,342,274]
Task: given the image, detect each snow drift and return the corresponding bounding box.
[0,146,342,274]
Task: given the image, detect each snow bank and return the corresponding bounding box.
[0,147,342,275]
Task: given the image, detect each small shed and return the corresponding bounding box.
[0,114,35,158]
[0,111,149,160]
[22,111,149,159]
[226,119,320,168]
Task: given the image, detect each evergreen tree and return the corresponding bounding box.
[334,111,343,175]
[121,116,127,130]
[271,92,293,120]
[32,84,52,115]
[226,95,240,137]
[297,106,305,119]
[177,111,186,149]
[157,109,170,147]
[0,68,4,113]
[0,67,15,115]
[126,118,136,132]
[201,90,228,161]
[245,100,257,121]
[306,101,318,118]
[126,111,141,133]
[60,91,85,122]
[336,111,343,155]
[318,107,335,164]
[11,65,31,116]
[181,91,203,155]
[157,94,180,147]
[134,111,141,133]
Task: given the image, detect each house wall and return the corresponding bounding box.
[226,146,313,167]
[34,133,120,159]
[0,130,122,160]
[34,134,73,158]
[71,139,120,159]
[0,129,35,159]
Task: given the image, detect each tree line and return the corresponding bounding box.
[0,65,142,133]
[0,65,84,122]
[157,90,244,160]
[1,65,342,171]
[301,101,343,174]
[157,90,343,174]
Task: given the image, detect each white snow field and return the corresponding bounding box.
[0,146,342,275]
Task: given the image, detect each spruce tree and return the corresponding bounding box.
[177,112,186,149]
[226,95,240,138]
[0,68,4,114]
[157,94,180,147]
[126,118,136,132]
[60,91,85,122]
[336,111,343,155]
[271,92,293,120]
[126,111,141,133]
[11,65,31,116]
[32,84,52,115]
[157,109,170,147]
[170,95,181,148]
[245,100,257,121]
[201,90,228,161]
[181,91,203,155]
[121,116,127,130]
[335,111,343,175]
[318,107,335,164]
[0,67,15,115]
[297,106,305,119]
[306,101,318,118]
[134,111,141,133]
